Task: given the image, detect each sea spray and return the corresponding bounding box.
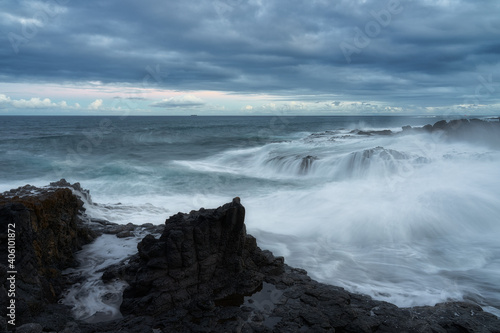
[1,116,499,317]
[60,232,152,322]
[243,135,500,314]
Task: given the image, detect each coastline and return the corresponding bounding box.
[1,180,500,333]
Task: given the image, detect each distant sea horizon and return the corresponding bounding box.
[1,113,498,117]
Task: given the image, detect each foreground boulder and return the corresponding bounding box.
[101,199,500,333]
[117,197,284,316]
[0,181,95,328]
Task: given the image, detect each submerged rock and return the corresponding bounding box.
[357,129,393,136]
[299,155,318,174]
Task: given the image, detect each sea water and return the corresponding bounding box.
[1,115,499,318]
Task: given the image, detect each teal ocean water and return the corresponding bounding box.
[1,115,499,318]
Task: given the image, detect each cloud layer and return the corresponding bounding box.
[0,94,76,109]
[150,95,206,108]
[1,0,499,114]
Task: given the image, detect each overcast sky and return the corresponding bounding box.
[1,0,499,115]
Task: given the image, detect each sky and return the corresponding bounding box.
[1,0,499,115]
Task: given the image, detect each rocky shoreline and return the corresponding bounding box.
[1,119,500,333]
[1,179,499,333]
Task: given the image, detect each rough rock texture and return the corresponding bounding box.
[91,198,500,333]
[1,181,500,332]
[403,118,500,148]
[0,181,95,327]
[118,197,284,316]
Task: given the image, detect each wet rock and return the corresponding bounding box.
[15,323,43,333]
[106,198,500,332]
[0,182,96,325]
[58,321,81,333]
[116,230,134,238]
[433,119,449,130]
[423,119,500,148]
[119,197,284,316]
[299,155,318,174]
[399,119,500,148]
[423,124,433,131]
[357,129,393,136]
[1,183,500,332]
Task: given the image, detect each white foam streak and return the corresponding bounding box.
[82,193,230,225]
[75,131,500,314]
[173,133,430,182]
[61,233,146,322]
[199,131,498,313]
[243,141,500,310]
[38,128,500,317]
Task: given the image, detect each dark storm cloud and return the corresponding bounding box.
[1,0,499,107]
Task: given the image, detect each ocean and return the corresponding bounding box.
[1,115,499,319]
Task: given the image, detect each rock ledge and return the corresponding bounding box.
[1,182,500,332]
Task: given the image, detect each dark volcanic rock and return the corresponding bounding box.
[1,183,500,332]
[425,119,500,148]
[399,118,500,148]
[433,119,449,130]
[100,198,500,333]
[423,123,433,131]
[0,181,96,326]
[354,129,393,136]
[299,155,318,174]
[119,197,284,316]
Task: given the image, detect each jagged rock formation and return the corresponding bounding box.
[0,181,95,328]
[1,181,500,332]
[402,118,500,148]
[97,197,500,333]
[117,197,284,316]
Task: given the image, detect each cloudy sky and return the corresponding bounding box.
[1,0,499,115]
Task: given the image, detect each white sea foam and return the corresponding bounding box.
[3,117,499,317]
[60,232,149,322]
[70,129,500,315]
[152,129,500,315]
[240,133,500,313]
